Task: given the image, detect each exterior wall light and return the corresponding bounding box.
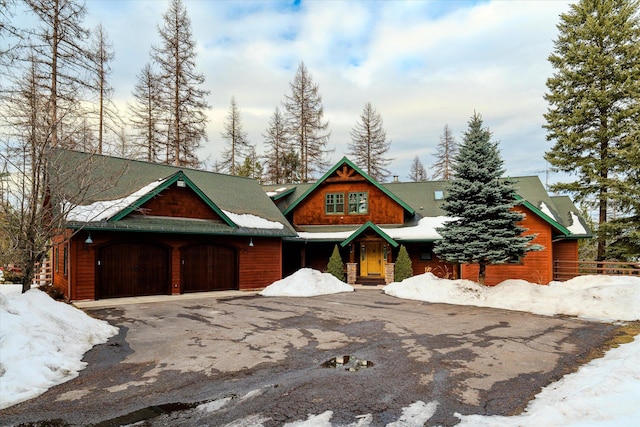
[249,237,254,247]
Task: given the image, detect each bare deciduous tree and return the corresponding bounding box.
[408,155,428,182]
[348,102,393,181]
[263,106,290,184]
[129,63,165,162]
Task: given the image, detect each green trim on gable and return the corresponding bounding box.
[283,157,415,216]
[270,186,297,201]
[515,196,572,236]
[108,171,237,228]
[340,221,399,248]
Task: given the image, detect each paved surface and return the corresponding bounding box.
[1,289,618,426]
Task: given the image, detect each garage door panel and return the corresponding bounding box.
[98,243,169,299]
[181,244,237,292]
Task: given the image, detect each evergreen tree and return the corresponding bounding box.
[394,245,413,282]
[220,96,250,175]
[326,245,345,281]
[408,155,428,182]
[263,107,289,184]
[544,0,640,260]
[283,61,331,182]
[347,102,393,181]
[129,63,165,163]
[431,124,458,180]
[434,113,539,285]
[236,146,263,182]
[152,0,210,167]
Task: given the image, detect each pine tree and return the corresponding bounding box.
[408,155,428,182]
[326,245,345,281]
[283,61,331,182]
[263,106,289,184]
[129,63,165,163]
[347,102,393,181]
[431,124,458,180]
[544,0,640,260]
[220,96,250,175]
[394,245,413,282]
[152,0,209,167]
[434,113,539,285]
[236,146,263,182]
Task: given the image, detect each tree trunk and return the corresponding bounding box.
[478,261,486,285]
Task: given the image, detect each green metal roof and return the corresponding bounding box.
[53,149,297,237]
[340,221,399,248]
[281,157,415,216]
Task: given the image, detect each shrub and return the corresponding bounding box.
[394,245,413,282]
[327,245,345,281]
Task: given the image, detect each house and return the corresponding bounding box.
[50,150,296,300]
[51,151,590,301]
[264,157,591,286]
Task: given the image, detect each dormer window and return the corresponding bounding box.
[325,193,344,214]
[348,192,368,214]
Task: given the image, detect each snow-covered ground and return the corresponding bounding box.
[0,286,118,409]
[1,272,639,426]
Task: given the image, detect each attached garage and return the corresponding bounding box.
[97,242,171,299]
[181,243,238,292]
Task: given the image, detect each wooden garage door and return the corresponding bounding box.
[98,242,170,299]
[181,244,238,292]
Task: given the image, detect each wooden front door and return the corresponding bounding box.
[360,242,383,277]
[98,242,170,299]
[181,244,238,292]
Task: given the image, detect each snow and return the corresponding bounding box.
[259,268,354,297]
[65,179,167,222]
[0,286,118,409]
[222,210,284,229]
[568,211,588,235]
[298,216,450,241]
[2,273,639,427]
[539,202,558,221]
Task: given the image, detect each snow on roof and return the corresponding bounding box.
[65,178,167,222]
[539,202,558,221]
[265,186,291,197]
[222,210,284,230]
[297,216,450,242]
[567,211,588,235]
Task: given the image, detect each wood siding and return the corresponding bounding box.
[139,184,222,220]
[402,242,457,279]
[460,205,554,285]
[64,231,282,300]
[292,181,405,226]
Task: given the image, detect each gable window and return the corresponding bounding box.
[325,193,344,214]
[348,192,368,214]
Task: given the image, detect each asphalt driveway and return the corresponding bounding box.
[1,289,618,426]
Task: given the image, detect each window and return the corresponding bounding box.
[434,190,444,200]
[419,245,433,261]
[348,192,368,214]
[325,193,344,214]
[63,245,68,277]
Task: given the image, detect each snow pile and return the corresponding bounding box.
[384,273,640,321]
[260,268,354,297]
[455,336,640,427]
[0,287,118,409]
[222,210,284,229]
[64,179,167,222]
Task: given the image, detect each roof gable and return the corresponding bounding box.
[283,157,415,216]
[109,171,236,227]
[340,221,399,248]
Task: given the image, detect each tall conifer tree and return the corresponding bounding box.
[434,113,539,285]
[431,124,458,180]
[544,0,640,260]
[347,102,393,182]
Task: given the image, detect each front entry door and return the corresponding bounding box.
[360,242,383,276]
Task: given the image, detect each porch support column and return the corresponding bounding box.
[385,263,395,284]
[346,263,357,285]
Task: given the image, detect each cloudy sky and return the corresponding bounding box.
[80,0,574,184]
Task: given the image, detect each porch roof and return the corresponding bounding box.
[340,221,399,248]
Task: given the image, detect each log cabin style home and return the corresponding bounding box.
[51,151,590,300]
[264,157,591,287]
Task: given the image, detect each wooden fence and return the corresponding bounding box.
[32,259,52,286]
[554,260,640,281]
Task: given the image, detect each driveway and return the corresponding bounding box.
[1,289,618,426]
